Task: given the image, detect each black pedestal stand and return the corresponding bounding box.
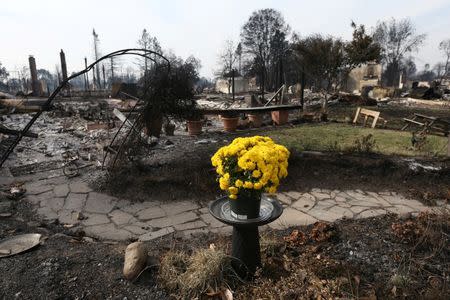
[209,195,283,279]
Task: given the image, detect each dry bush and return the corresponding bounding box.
[159,247,238,298]
[391,210,450,253]
[159,251,189,291]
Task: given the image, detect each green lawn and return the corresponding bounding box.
[268,123,448,157]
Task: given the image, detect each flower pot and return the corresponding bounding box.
[271,110,289,125]
[248,114,263,128]
[230,193,261,220]
[221,116,239,132]
[186,120,203,136]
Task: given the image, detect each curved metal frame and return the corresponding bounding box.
[0,48,170,167]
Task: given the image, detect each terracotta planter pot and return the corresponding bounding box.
[271,110,289,125]
[248,114,263,127]
[230,193,261,220]
[186,120,203,136]
[221,116,239,132]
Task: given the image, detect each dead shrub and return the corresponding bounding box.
[159,251,189,291]
[310,222,337,242]
[159,247,238,298]
[391,210,450,253]
[349,134,377,153]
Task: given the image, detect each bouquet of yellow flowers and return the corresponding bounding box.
[211,136,290,200]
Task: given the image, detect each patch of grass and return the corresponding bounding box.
[269,123,448,157]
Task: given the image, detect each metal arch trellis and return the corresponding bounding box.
[0,48,170,168]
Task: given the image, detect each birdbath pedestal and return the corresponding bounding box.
[209,195,283,279]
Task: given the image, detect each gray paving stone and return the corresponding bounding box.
[122,225,150,236]
[285,191,303,200]
[276,193,293,205]
[347,199,381,207]
[356,209,386,219]
[26,190,54,205]
[291,193,316,211]
[63,193,87,211]
[36,206,58,220]
[337,202,352,208]
[386,205,415,215]
[198,207,209,214]
[58,210,80,224]
[307,208,343,222]
[269,208,317,229]
[327,205,353,218]
[136,206,166,220]
[349,206,370,214]
[310,191,331,200]
[200,213,224,228]
[314,199,337,210]
[147,211,198,228]
[160,201,200,216]
[109,209,135,225]
[45,197,65,212]
[122,202,160,215]
[84,223,133,241]
[174,220,207,231]
[84,192,116,214]
[25,183,53,195]
[139,227,174,241]
[380,194,409,205]
[53,184,70,198]
[69,181,92,193]
[81,213,111,226]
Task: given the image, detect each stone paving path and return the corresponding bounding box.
[21,177,449,241]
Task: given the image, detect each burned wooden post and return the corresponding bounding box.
[28,56,40,96]
[60,49,68,82]
[232,69,235,101]
[300,68,305,111]
[84,57,89,91]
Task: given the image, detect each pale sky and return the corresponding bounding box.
[1,0,450,78]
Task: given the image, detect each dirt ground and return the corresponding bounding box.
[98,146,450,207]
[1,101,449,299]
[1,196,448,299]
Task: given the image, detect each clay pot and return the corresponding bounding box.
[248,114,263,127]
[186,120,203,136]
[221,116,239,132]
[271,110,289,125]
